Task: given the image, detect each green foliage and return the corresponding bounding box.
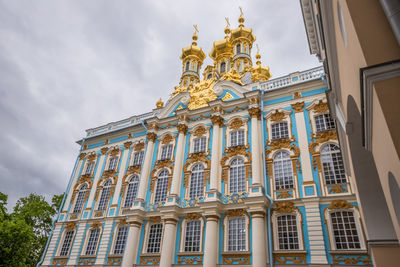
[0,192,64,267]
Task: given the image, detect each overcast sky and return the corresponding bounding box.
[0,0,320,208]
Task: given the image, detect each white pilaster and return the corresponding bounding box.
[250,108,262,184]
[251,212,267,267]
[159,219,177,267]
[209,116,223,193]
[63,155,85,212]
[67,221,88,265]
[168,124,187,203]
[136,132,157,202]
[95,219,113,264]
[42,224,63,265]
[203,215,219,267]
[121,221,142,267]
[112,143,132,206]
[86,150,107,209]
[303,200,328,264]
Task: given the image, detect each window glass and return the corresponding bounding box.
[271,122,289,140]
[220,62,226,73]
[273,151,293,190]
[230,130,245,147]
[154,170,169,202]
[73,184,88,213]
[98,180,112,210]
[228,217,246,251]
[331,211,361,249]
[315,114,335,132]
[229,158,246,193]
[193,137,206,153]
[147,224,163,253]
[132,151,144,166]
[60,230,74,256]
[189,164,204,198]
[236,43,241,54]
[85,228,100,255]
[108,157,119,171]
[84,161,95,175]
[124,175,139,207]
[321,144,346,185]
[113,226,129,254]
[184,220,201,252]
[277,215,299,250]
[160,144,173,160]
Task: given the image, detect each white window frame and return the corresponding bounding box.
[72,183,88,214]
[153,169,170,203]
[107,156,119,171]
[180,219,203,252]
[314,113,335,132]
[325,208,366,251]
[131,150,145,166]
[223,215,249,252]
[193,137,207,153]
[143,223,163,254]
[97,179,112,211]
[123,175,139,208]
[265,109,292,142]
[228,157,247,194]
[188,164,205,198]
[229,130,245,147]
[273,151,294,190]
[160,144,173,160]
[320,143,347,185]
[111,225,129,255]
[273,212,304,251]
[56,228,76,257]
[271,122,289,140]
[84,161,95,176]
[82,226,102,256]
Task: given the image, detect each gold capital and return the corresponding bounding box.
[291,102,305,113]
[147,132,157,143]
[177,124,188,135]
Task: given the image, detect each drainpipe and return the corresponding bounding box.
[140,119,148,131]
[261,89,274,267]
[379,0,400,46]
[36,138,86,267]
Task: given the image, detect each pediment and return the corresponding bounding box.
[156,92,190,119]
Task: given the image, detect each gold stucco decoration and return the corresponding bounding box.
[221,92,234,101]
[162,134,173,144]
[313,100,329,113]
[187,79,217,110]
[211,115,224,127]
[79,153,87,160]
[123,141,132,149]
[91,221,102,228]
[110,147,120,156]
[193,126,206,137]
[248,107,261,119]
[183,152,210,187]
[156,98,164,108]
[177,124,188,135]
[134,142,145,151]
[226,208,247,217]
[328,200,353,210]
[221,68,244,85]
[291,102,305,113]
[65,222,77,231]
[147,132,157,142]
[270,111,286,122]
[274,201,296,213]
[186,213,202,220]
[229,118,244,130]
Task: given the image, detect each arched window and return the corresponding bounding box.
[220,62,226,73]
[271,122,289,140]
[229,158,246,193]
[98,180,112,210]
[59,230,74,256]
[321,144,346,185]
[189,164,204,198]
[230,130,245,147]
[154,170,169,202]
[276,214,299,249]
[273,151,293,190]
[85,227,101,255]
[185,61,190,71]
[124,175,139,207]
[73,184,88,213]
[236,43,241,54]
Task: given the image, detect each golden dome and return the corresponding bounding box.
[156,98,164,108]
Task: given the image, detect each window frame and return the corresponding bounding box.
[132,150,145,166]
[181,219,203,252]
[273,151,294,190]
[223,214,250,252]
[314,113,335,132]
[160,144,173,160]
[320,143,347,185]
[57,228,76,257]
[271,122,289,140]
[153,169,170,203]
[123,175,140,208]
[228,157,246,194]
[111,224,129,255]
[229,130,246,147]
[97,179,112,211]
[144,223,163,254]
[107,156,119,171]
[72,183,88,214]
[84,161,95,176]
[273,211,304,251]
[193,137,207,153]
[188,163,205,198]
[82,226,102,256]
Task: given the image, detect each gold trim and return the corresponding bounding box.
[291,102,304,113]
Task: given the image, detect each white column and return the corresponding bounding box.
[303,200,328,263]
[86,149,108,209]
[203,215,219,267]
[63,154,85,212]
[42,224,63,265]
[170,124,187,196]
[112,142,132,205]
[159,219,177,267]
[249,108,262,185]
[95,219,113,264]
[251,212,267,267]
[209,116,223,191]
[291,102,313,181]
[136,132,157,201]
[121,221,142,267]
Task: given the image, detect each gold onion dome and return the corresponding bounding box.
[229,9,256,48]
[156,98,164,108]
[251,46,271,82]
[180,27,205,63]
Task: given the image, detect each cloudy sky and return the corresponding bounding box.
[0,0,320,208]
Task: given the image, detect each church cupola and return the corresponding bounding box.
[179,26,206,87]
[209,18,234,76]
[230,8,256,73]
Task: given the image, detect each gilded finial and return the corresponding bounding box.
[192,25,199,46]
[156,98,164,108]
[224,17,231,37]
[238,7,245,27]
[256,44,261,65]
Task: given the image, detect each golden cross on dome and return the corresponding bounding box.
[225,17,230,27]
[193,24,199,34]
[256,44,260,54]
[239,7,244,16]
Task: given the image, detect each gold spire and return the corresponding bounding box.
[192,25,199,46]
[238,7,245,27]
[256,44,261,65]
[224,17,231,38]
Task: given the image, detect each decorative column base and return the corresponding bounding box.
[248,184,264,197]
[164,194,180,206]
[205,189,221,202]
[131,199,146,211]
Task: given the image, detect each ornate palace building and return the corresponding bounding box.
[41,12,372,267]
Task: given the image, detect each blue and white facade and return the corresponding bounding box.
[41,15,372,267]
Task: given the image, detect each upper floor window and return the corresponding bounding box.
[84,161,95,175]
[193,137,206,153]
[97,180,112,211]
[236,43,241,54]
[59,230,74,256]
[229,158,246,193]
[220,62,226,73]
[189,164,204,198]
[184,220,201,252]
[147,223,163,253]
[330,211,361,249]
[85,228,100,255]
[124,175,139,207]
[271,122,289,140]
[73,184,88,213]
[277,214,299,250]
[160,144,173,160]
[230,130,245,147]
[154,170,169,203]
[321,144,346,185]
[113,226,129,254]
[228,217,246,251]
[132,151,144,166]
[273,151,293,190]
[315,114,335,132]
[108,157,119,171]
[185,61,190,71]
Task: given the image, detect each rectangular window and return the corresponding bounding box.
[271,122,289,140]
[315,114,335,132]
[108,157,119,171]
[160,144,173,160]
[277,215,299,250]
[113,226,129,254]
[230,130,245,147]
[331,211,361,249]
[60,230,74,256]
[184,220,201,252]
[228,217,246,251]
[147,224,163,253]
[85,228,100,255]
[193,137,206,153]
[132,151,144,166]
[84,161,95,175]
